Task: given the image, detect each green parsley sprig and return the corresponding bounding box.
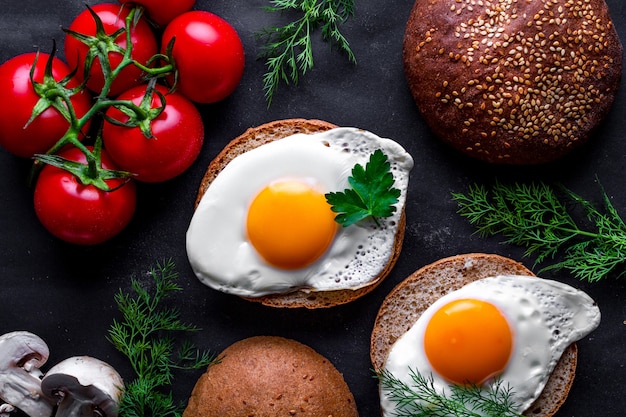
[376,368,523,417]
[256,0,356,105]
[325,149,400,227]
[108,260,216,417]
[452,180,626,282]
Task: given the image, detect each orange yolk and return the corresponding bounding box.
[246,179,338,270]
[423,298,513,385]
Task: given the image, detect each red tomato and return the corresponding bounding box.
[34,147,137,245]
[64,3,157,96]
[162,11,245,104]
[119,0,195,26]
[102,84,204,182]
[0,53,92,158]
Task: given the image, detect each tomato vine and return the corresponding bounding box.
[32,5,176,190]
[0,2,245,244]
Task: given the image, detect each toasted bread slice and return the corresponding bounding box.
[371,253,577,417]
[192,119,406,308]
[194,119,339,209]
[182,336,359,417]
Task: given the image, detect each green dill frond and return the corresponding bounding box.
[256,0,357,105]
[108,260,216,417]
[452,180,626,282]
[376,368,523,417]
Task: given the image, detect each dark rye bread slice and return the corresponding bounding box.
[182,336,359,417]
[403,0,623,164]
[370,253,578,417]
[193,119,407,308]
[194,119,340,208]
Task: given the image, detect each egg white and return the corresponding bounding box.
[186,127,413,297]
[381,275,601,415]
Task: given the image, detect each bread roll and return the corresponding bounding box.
[403,0,623,164]
[183,336,359,417]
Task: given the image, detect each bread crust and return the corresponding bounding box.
[370,253,577,417]
[192,119,406,308]
[403,0,623,164]
[194,119,340,209]
[182,336,359,417]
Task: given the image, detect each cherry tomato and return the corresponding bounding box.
[162,11,245,104]
[0,53,92,158]
[64,3,158,96]
[118,0,195,26]
[34,147,137,245]
[102,84,204,182]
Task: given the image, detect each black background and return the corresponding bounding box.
[0,0,624,416]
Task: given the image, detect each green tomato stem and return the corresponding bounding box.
[33,5,176,190]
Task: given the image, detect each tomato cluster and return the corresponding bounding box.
[0,1,245,245]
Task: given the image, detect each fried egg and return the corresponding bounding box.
[381,275,601,415]
[186,127,413,297]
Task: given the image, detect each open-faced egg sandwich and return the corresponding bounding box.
[371,253,601,417]
[186,119,414,308]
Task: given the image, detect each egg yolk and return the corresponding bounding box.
[246,179,338,270]
[423,298,513,385]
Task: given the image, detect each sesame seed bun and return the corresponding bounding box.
[182,336,359,417]
[192,119,406,308]
[403,0,623,164]
[371,253,578,417]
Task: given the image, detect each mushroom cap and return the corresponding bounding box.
[41,356,124,417]
[0,331,54,417]
[0,331,49,372]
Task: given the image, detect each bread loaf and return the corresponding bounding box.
[183,336,359,417]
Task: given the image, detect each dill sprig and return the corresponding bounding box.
[108,259,216,417]
[256,0,356,105]
[376,368,523,417]
[452,181,626,282]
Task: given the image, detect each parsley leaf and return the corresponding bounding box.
[325,149,400,227]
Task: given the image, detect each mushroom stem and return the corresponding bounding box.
[0,331,54,417]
